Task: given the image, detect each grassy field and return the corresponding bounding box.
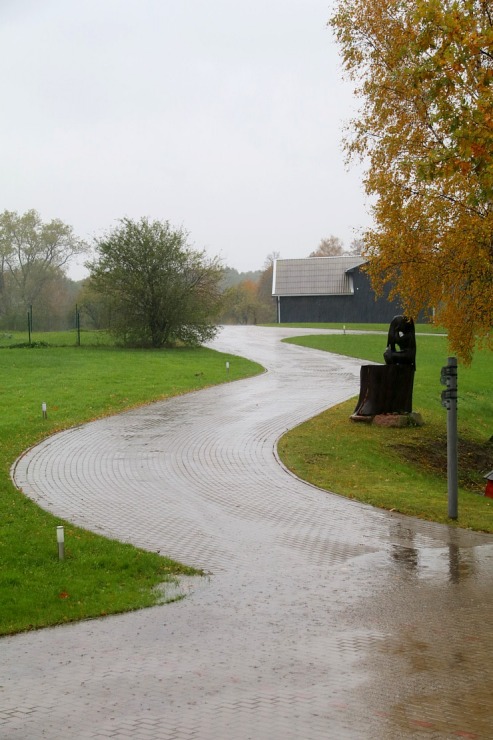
[263,322,445,334]
[0,333,263,635]
[0,328,117,348]
[279,332,493,532]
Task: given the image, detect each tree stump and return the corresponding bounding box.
[352,364,415,417]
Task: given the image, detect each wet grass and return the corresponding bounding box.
[262,322,445,334]
[0,329,115,347]
[0,336,263,635]
[279,333,493,532]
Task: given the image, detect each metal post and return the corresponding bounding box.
[447,357,458,519]
[76,305,81,346]
[57,526,65,560]
[441,357,458,519]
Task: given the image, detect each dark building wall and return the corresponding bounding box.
[278,267,404,323]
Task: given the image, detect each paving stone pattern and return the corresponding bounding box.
[4,326,493,739]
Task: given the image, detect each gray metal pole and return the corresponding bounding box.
[447,357,458,519]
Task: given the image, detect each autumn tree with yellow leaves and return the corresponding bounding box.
[330,0,493,362]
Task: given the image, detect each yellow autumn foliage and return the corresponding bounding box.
[330,0,493,363]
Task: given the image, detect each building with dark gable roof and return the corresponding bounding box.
[272,256,405,324]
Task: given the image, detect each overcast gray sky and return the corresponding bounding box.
[0,0,370,278]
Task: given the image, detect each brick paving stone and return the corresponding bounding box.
[3,326,493,739]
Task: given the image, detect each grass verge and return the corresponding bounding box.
[262,322,445,334]
[0,329,116,348]
[278,332,493,532]
[1,334,263,635]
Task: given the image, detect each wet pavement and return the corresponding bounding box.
[4,325,493,739]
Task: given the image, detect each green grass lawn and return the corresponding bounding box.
[262,321,445,334]
[0,333,263,635]
[279,332,493,532]
[0,328,116,348]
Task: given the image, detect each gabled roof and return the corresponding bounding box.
[272,256,366,297]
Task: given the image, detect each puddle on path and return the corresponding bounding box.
[155,574,212,602]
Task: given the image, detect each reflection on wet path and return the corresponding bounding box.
[6,326,493,739]
[357,539,493,738]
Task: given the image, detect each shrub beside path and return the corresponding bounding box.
[4,326,493,739]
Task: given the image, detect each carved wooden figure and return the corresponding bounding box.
[353,316,416,417]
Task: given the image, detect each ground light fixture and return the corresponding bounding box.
[56,526,65,560]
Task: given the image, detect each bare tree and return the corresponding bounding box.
[0,209,86,310]
[263,251,280,269]
[347,238,365,255]
[309,236,344,257]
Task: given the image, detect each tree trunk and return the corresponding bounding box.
[353,364,415,416]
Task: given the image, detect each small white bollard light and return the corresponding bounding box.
[226,361,230,373]
[57,526,65,560]
[343,325,346,335]
[42,402,47,419]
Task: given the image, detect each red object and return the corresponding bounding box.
[485,480,493,498]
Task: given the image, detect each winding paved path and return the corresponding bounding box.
[4,326,493,739]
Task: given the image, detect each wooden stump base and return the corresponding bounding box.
[350,412,424,427]
[353,364,415,417]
